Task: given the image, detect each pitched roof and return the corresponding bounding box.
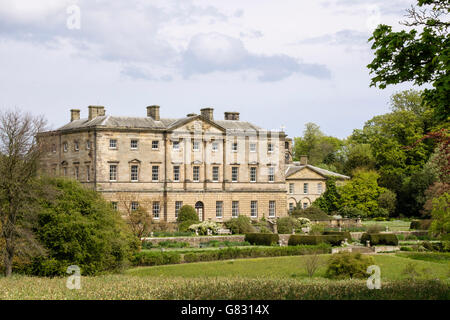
[285,163,350,180]
[56,115,264,132]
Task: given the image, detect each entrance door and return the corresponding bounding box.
[195,201,204,221]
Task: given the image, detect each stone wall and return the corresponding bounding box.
[350,230,429,241]
[310,218,362,228]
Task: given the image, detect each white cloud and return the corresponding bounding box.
[296,29,371,46]
[181,33,331,81]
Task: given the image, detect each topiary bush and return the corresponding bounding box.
[291,206,331,221]
[288,235,346,246]
[225,216,255,234]
[325,252,374,279]
[360,233,399,246]
[177,205,199,223]
[245,233,279,246]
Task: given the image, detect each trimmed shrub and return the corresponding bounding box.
[410,219,432,230]
[245,233,279,246]
[225,216,255,234]
[323,231,352,241]
[325,252,374,279]
[360,233,399,246]
[183,244,331,263]
[288,235,346,246]
[177,205,199,223]
[132,251,181,266]
[291,206,331,221]
[199,240,250,248]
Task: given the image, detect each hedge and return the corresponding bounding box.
[323,231,352,241]
[183,244,331,263]
[245,233,279,246]
[360,233,399,246]
[288,235,346,246]
[410,220,432,230]
[132,244,332,266]
[131,251,181,266]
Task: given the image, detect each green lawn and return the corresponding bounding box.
[362,220,411,231]
[126,254,450,281]
[1,253,448,299]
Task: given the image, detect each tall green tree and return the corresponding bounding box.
[338,169,387,217]
[33,178,139,276]
[367,0,449,123]
[350,90,436,216]
[339,143,376,176]
[429,193,450,238]
[313,177,341,213]
[293,123,343,166]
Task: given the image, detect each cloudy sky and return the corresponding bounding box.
[0,0,418,138]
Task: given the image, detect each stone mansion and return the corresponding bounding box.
[37,105,348,222]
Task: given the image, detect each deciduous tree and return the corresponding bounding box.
[0,109,46,277]
[368,0,449,123]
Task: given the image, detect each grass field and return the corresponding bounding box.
[127,254,450,281]
[1,252,448,299]
[1,274,448,300]
[361,220,411,231]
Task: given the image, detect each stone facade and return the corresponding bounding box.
[37,106,288,222]
[285,158,349,212]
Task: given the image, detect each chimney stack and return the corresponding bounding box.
[200,107,214,121]
[147,105,160,121]
[300,155,308,165]
[70,109,80,122]
[88,106,105,120]
[224,112,240,121]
